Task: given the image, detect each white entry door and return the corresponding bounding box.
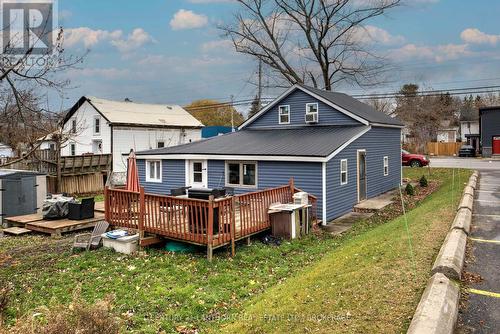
[189,160,207,188]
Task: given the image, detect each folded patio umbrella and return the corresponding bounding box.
[126,150,140,192]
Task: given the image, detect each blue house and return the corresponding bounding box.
[134,84,403,224]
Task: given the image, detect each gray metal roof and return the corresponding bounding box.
[298,84,404,126]
[135,125,368,157]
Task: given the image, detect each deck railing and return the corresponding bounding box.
[105,179,318,260]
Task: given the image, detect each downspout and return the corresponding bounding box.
[322,161,327,225]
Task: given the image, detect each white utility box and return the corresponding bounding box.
[293,191,309,205]
[101,233,139,255]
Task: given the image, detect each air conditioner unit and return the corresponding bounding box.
[305,112,318,123]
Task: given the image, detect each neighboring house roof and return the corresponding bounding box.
[0,142,12,149]
[239,84,403,129]
[201,126,233,138]
[135,125,370,160]
[63,96,204,128]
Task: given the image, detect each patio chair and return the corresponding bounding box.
[72,221,109,251]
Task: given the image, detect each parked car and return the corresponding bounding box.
[402,149,429,167]
[458,145,476,157]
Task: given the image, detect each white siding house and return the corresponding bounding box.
[0,143,14,158]
[61,96,203,172]
[460,120,480,141]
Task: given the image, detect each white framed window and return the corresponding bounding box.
[70,142,76,156]
[157,141,165,148]
[192,161,203,183]
[383,156,389,176]
[305,102,319,123]
[278,105,290,124]
[225,161,257,188]
[340,159,348,185]
[71,119,77,134]
[93,116,101,135]
[146,160,162,183]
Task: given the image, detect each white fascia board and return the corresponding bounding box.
[135,154,327,162]
[294,86,369,126]
[325,126,372,161]
[238,85,299,130]
[371,123,405,128]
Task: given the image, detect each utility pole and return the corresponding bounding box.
[257,59,262,110]
[230,94,234,131]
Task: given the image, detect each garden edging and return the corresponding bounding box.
[407,170,478,334]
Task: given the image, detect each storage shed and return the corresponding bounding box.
[0,169,46,226]
[479,106,500,157]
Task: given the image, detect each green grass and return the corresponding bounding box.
[0,168,470,333]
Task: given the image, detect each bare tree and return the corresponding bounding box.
[0,21,85,166]
[221,0,400,90]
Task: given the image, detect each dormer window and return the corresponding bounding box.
[278,105,290,124]
[305,103,318,123]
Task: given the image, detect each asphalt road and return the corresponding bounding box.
[430,157,500,170]
[457,170,500,333]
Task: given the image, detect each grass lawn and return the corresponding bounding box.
[0,168,471,333]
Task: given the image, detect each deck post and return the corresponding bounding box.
[289,177,295,200]
[230,196,236,257]
[207,195,214,261]
[139,187,145,247]
[104,186,109,222]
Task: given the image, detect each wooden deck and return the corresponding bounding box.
[4,213,43,227]
[26,213,105,236]
[105,180,318,260]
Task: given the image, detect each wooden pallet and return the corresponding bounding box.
[26,213,105,236]
[4,214,44,227]
[2,227,32,235]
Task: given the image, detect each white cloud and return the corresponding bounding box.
[352,25,405,45]
[460,28,500,46]
[64,27,122,48]
[111,28,155,53]
[64,27,154,53]
[201,39,233,52]
[170,9,208,30]
[390,43,470,62]
[68,67,131,80]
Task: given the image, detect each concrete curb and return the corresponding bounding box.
[458,193,473,211]
[407,273,460,334]
[408,170,478,334]
[431,229,467,280]
[451,208,472,235]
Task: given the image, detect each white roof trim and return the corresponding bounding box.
[295,85,369,125]
[371,123,405,129]
[325,126,371,161]
[239,85,297,130]
[239,84,371,129]
[135,154,327,162]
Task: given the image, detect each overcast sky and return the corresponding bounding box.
[56,0,500,110]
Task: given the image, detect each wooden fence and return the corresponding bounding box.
[105,181,318,260]
[427,142,462,156]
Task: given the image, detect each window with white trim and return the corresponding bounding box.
[383,156,389,176]
[278,105,290,124]
[226,161,257,187]
[71,119,77,134]
[306,102,318,114]
[70,142,76,156]
[94,116,101,135]
[146,160,162,182]
[157,141,165,148]
[340,159,348,185]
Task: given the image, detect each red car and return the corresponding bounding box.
[402,149,429,167]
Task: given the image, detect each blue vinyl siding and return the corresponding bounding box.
[208,160,323,215]
[325,127,401,221]
[247,89,360,128]
[137,159,185,195]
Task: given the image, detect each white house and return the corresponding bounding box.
[61,96,203,172]
[0,142,14,159]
